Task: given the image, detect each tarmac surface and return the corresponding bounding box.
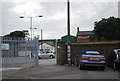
[2,59,120,80]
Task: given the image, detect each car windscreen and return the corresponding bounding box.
[39,51,45,54]
[117,50,120,55]
[84,51,100,55]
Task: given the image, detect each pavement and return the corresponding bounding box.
[1,67,21,71]
[2,59,120,80]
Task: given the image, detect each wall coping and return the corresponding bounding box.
[67,41,120,45]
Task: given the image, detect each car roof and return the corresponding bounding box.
[83,50,101,54]
[83,50,99,52]
[114,49,120,54]
[114,49,120,51]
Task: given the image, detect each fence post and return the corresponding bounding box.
[55,39,58,64]
[0,37,2,81]
[35,37,39,66]
[25,41,27,64]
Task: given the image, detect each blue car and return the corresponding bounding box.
[76,50,106,70]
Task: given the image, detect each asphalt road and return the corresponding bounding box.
[2,58,120,80]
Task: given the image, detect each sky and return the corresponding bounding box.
[1,0,120,39]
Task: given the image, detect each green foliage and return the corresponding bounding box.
[4,30,29,38]
[93,16,120,41]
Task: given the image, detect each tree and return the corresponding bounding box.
[4,30,29,38]
[93,16,120,41]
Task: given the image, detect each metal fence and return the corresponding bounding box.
[1,37,39,68]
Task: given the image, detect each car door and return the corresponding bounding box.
[45,51,51,58]
[40,51,46,58]
[117,50,120,61]
[108,50,115,66]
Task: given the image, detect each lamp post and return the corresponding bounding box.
[20,15,43,40]
[33,27,37,38]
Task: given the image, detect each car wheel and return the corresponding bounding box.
[75,61,79,67]
[79,64,84,70]
[38,56,41,59]
[113,62,117,70]
[50,55,53,59]
[76,63,79,67]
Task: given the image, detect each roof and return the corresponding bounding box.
[77,31,94,36]
[61,35,76,38]
[61,35,77,42]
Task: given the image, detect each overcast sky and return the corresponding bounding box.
[1,0,119,39]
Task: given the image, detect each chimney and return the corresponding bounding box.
[77,27,79,32]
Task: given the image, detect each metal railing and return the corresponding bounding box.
[1,37,39,68]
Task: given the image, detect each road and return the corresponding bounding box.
[2,58,120,80]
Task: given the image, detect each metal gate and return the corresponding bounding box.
[1,37,39,68]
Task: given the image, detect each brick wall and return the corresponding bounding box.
[71,43,120,64]
[77,38,90,43]
[57,43,67,65]
[57,41,120,65]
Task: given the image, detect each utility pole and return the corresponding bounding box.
[33,28,37,38]
[30,17,32,40]
[67,0,70,41]
[67,0,71,65]
[41,29,43,50]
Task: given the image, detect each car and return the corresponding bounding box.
[76,50,106,70]
[38,50,55,59]
[107,49,120,70]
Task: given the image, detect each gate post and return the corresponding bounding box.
[0,37,2,81]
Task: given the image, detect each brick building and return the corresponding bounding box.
[76,27,94,43]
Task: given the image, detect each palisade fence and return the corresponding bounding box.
[0,37,39,68]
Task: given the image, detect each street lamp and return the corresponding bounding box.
[20,15,43,40]
[33,27,37,38]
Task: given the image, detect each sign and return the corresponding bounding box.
[67,45,71,64]
[67,45,71,52]
[1,44,9,50]
[78,36,90,38]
